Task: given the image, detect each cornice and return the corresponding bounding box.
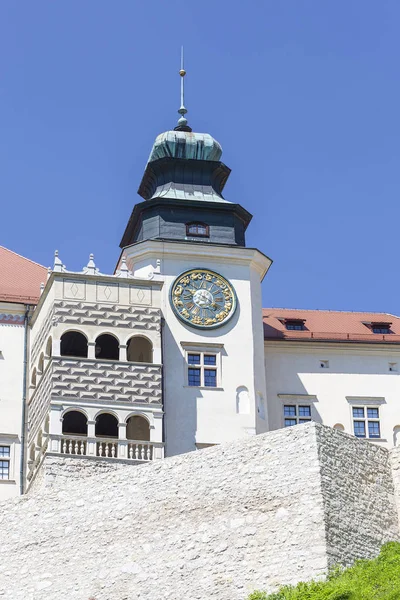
[121,239,273,281]
[31,271,163,327]
[264,339,400,355]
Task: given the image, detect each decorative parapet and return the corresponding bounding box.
[53,300,161,331]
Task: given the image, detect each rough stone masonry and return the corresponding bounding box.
[0,422,399,600]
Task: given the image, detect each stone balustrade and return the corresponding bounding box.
[48,434,163,461]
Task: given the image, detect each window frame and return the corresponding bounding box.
[185,222,210,238]
[346,397,385,442]
[283,404,312,428]
[284,319,305,331]
[352,405,381,439]
[181,343,223,390]
[369,322,392,334]
[0,438,16,483]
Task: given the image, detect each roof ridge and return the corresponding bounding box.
[262,307,396,316]
[0,245,47,270]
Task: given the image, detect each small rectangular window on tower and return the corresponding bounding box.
[187,352,218,388]
[389,362,398,372]
[186,223,209,238]
[320,360,329,369]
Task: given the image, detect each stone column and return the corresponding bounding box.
[118,422,128,458]
[87,342,96,359]
[119,344,127,362]
[86,420,96,456]
[53,338,61,356]
[153,347,162,364]
[49,405,63,453]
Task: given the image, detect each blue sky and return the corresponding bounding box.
[1,1,399,312]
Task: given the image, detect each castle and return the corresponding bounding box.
[2,63,400,502]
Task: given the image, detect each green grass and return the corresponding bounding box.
[248,542,400,600]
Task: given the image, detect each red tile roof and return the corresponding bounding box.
[0,246,47,304]
[263,308,400,344]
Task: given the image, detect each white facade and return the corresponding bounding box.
[265,340,400,447]
[122,239,271,455]
[2,117,400,501]
[0,303,28,499]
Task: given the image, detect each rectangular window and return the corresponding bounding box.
[353,420,366,438]
[204,369,217,387]
[188,368,201,387]
[285,320,305,331]
[0,446,10,480]
[371,322,391,334]
[187,352,218,388]
[368,421,381,438]
[204,355,216,366]
[352,406,380,439]
[188,354,201,365]
[283,405,312,427]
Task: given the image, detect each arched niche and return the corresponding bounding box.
[31,368,37,388]
[236,386,250,415]
[394,426,400,447]
[46,336,52,358]
[333,423,345,431]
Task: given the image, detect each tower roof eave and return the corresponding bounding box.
[119,197,252,250]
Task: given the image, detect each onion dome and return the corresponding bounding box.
[148,130,222,163]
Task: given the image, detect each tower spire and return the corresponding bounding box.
[174,47,192,132]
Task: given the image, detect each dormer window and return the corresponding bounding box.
[371,322,391,334]
[186,222,209,238]
[285,319,305,331]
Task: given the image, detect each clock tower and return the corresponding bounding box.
[118,58,272,455]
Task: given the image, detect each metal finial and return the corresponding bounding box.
[175,47,192,132]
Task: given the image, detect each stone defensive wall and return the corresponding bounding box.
[1,422,400,599]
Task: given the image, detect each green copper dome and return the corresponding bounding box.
[147,130,222,163]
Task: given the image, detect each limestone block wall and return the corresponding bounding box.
[316,426,399,566]
[389,445,400,523]
[0,423,399,600]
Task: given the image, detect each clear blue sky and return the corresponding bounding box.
[1,1,399,312]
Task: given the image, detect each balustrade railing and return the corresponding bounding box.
[61,436,87,456]
[128,442,153,461]
[47,435,163,461]
[97,439,118,458]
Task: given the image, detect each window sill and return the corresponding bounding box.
[355,437,387,442]
[183,386,224,391]
[0,479,16,485]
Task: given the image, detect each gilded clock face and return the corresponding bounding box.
[170,269,237,329]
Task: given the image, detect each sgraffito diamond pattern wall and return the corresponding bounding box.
[52,358,162,404]
[54,301,161,330]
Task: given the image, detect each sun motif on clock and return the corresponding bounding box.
[170,269,237,329]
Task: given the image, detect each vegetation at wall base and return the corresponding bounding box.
[248,542,400,600]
